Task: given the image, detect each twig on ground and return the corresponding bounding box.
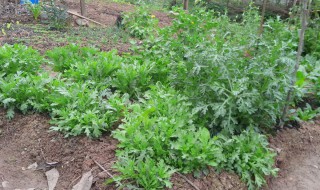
[67,11,106,27]
[176,172,200,190]
[40,147,47,161]
[93,159,115,179]
[68,174,81,188]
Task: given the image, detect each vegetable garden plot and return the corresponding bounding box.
[1,1,320,189]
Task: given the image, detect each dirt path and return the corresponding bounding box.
[265,121,320,190]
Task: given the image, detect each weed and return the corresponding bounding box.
[121,7,159,39]
[42,1,69,30]
[26,1,42,20]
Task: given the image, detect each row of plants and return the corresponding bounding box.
[0,44,129,137]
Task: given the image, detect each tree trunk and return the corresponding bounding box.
[183,0,189,10]
[280,0,311,127]
[80,0,86,16]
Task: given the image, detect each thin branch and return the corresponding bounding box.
[68,175,81,188]
[176,172,200,190]
[67,11,106,27]
[93,159,115,179]
[280,0,311,128]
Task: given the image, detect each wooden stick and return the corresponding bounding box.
[93,159,125,187]
[80,0,86,16]
[177,172,200,190]
[93,160,115,178]
[280,0,310,128]
[15,0,18,15]
[67,10,106,27]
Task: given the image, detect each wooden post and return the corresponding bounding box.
[15,0,18,15]
[183,0,188,10]
[170,0,177,9]
[280,0,311,127]
[259,0,268,35]
[80,0,86,16]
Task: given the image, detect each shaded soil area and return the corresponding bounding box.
[0,109,246,189]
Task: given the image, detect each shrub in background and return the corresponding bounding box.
[121,6,159,39]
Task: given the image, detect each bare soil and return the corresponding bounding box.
[64,0,172,27]
[265,120,320,190]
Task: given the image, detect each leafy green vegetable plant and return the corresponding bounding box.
[0,72,52,119]
[112,84,224,188]
[219,129,278,189]
[46,44,100,72]
[110,155,175,189]
[112,62,152,97]
[112,84,278,189]
[0,44,43,77]
[135,7,297,134]
[289,104,320,122]
[49,81,129,137]
[64,50,122,83]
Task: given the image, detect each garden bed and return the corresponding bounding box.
[1,0,320,190]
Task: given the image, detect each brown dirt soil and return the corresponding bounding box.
[0,1,171,53]
[65,0,172,28]
[0,3,33,24]
[265,119,320,190]
[0,109,119,190]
